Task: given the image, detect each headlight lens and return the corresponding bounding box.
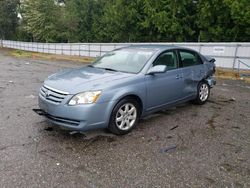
[68,91,101,105]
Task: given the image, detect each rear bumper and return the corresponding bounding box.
[37,95,116,131]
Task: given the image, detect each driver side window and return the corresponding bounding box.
[153,51,177,70]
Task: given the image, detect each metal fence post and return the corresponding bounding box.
[88,43,90,57]
[78,43,80,56]
[198,44,202,53]
[100,44,102,56]
[232,44,240,70]
[70,44,72,56]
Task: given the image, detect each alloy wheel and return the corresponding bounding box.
[115,103,137,131]
[199,83,209,101]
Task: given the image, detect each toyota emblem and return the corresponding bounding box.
[45,90,51,98]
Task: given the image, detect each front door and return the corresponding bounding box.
[145,50,184,111]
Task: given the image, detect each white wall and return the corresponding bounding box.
[1,40,250,70]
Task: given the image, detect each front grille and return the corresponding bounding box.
[46,114,80,126]
[40,85,68,104]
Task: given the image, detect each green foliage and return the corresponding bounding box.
[1,0,249,42]
[0,0,19,39]
[197,0,250,42]
[64,0,102,42]
[21,0,67,42]
[224,0,250,41]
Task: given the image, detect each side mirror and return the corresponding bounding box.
[147,65,167,75]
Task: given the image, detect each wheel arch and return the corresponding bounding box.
[115,94,144,117]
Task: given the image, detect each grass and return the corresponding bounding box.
[9,49,94,64]
[215,68,250,83]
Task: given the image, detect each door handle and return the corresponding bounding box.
[175,74,183,79]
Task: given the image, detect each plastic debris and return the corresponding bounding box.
[25,62,30,65]
[44,127,53,131]
[56,163,60,166]
[160,145,177,153]
[230,97,236,101]
[69,131,79,135]
[170,125,179,130]
[25,95,35,99]
[8,81,13,83]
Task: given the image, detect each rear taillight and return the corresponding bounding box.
[213,66,216,74]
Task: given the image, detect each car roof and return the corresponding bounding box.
[120,44,195,52]
[122,44,175,50]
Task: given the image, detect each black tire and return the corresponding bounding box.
[193,81,210,105]
[108,98,141,135]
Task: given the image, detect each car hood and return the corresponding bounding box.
[44,66,132,94]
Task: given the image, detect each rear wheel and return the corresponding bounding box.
[193,82,210,105]
[108,98,140,135]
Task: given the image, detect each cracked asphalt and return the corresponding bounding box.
[0,49,250,188]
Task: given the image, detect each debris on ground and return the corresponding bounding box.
[219,97,236,103]
[69,131,79,135]
[25,95,35,99]
[230,97,236,101]
[160,145,177,153]
[44,127,53,131]
[170,125,179,131]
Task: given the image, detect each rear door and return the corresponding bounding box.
[177,49,205,97]
[145,50,184,110]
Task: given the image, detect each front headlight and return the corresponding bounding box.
[68,91,102,105]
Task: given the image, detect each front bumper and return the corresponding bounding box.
[37,94,116,131]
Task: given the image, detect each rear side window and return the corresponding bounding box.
[179,50,202,67]
[153,51,178,70]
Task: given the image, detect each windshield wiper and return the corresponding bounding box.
[102,68,118,72]
[90,66,118,72]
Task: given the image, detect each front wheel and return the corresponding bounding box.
[108,98,140,135]
[193,82,210,105]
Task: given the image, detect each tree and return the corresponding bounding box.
[140,0,198,42]
[2,0,249,42]
[64,0,96,42]
[0,0,19,39]
[224,0,250,41]
[94,0,146,42]
[196,0,250,42]
[21,0,66,42]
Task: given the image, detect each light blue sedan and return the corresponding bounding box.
[35,45,216,135]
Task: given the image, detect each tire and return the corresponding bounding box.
[108,98,141,135]
[193,81,210,105]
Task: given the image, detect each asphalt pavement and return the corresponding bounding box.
[0,50,249,188]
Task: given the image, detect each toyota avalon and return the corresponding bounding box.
[34,45,216,135]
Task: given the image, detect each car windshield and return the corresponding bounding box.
[92,48,155,73]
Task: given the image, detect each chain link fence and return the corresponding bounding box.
[1,40,250,70]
